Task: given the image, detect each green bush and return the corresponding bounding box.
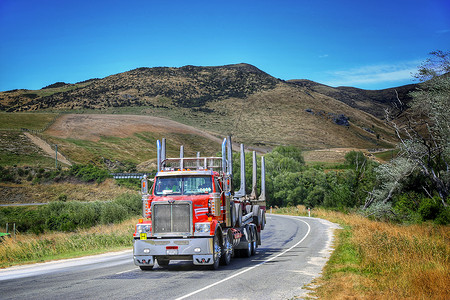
[0,193,141,233]
[418,197,442,221]
[69,164,110,183]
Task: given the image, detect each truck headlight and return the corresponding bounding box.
[136,224,151,234]
[195,222,210,234]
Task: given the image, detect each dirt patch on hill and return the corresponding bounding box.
[24,132,72,166]
[303,148,385,164]
[48,114,214,143]
[46,114,223,143]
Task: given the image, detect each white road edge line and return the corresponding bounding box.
[115,269,136,275]
[175,215,311,300]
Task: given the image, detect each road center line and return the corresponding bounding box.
[175,215,311,300]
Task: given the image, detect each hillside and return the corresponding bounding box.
[288,79,417,119]
[0,63,401,152]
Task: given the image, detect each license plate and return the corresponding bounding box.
[140,233,147,240]
[166,249,178,255]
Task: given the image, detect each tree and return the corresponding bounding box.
[371,51,449,209]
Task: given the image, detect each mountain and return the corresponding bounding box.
[0,64,403,150]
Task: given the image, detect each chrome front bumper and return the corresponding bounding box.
[133,237,214,266]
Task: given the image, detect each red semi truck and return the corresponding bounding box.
[133,136,266,270]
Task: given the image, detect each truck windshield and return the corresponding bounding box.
[154,176,213,196]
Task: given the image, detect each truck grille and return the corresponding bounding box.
[152,201,192,235]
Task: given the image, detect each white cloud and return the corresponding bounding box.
[323,60,422,88]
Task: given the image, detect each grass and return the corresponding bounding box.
[43,131,221,167]
[274,206,450,299]
[0,218,138,268]
[0,131,56,167]
[373,149,399,162]
[0,179,134,204]
[0,112,57,130]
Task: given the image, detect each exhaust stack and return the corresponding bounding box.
[251,151,257,199]
[259,156,266,204]
[234,144,246,198]
[161,138,166,169]
[227,136,233,177]
[221,138,227,174]
[180,145,184,169]
[157,139,161,171]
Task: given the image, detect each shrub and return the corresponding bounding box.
[0,193,140,234]
[69,164,110,183]
[418,197,442,221]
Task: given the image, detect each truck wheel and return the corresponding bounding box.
[139,266,153,271]
[220,231,232,265]
[211,232,221,270]
[242,227,252,258]
[157,258,169,267]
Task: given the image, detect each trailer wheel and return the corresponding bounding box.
[211,232,221,270]
[139,266,153,271]
[220,231,232,265]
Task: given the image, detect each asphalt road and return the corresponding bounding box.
[0,215,341,300]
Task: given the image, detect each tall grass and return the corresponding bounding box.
[0,218,138,268]
[274,206,450,299]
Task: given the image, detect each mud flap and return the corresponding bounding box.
[134,255,155,266]
[193,254,214,265]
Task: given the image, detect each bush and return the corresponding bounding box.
[0,193,141,233]
[418,197,442,221]
[69,164,110,183]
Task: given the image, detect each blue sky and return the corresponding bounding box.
[1,0,449,91]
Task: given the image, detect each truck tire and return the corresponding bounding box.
[211,232,221,270]
[220,231,232,266]
[241,227,252,258]
[252,205,261,225]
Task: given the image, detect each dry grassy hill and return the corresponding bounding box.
[0,63,401,154]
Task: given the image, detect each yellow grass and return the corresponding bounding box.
[0,218,139,268]
[275,206,450,299]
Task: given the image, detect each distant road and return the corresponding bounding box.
[0,215,341,299]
